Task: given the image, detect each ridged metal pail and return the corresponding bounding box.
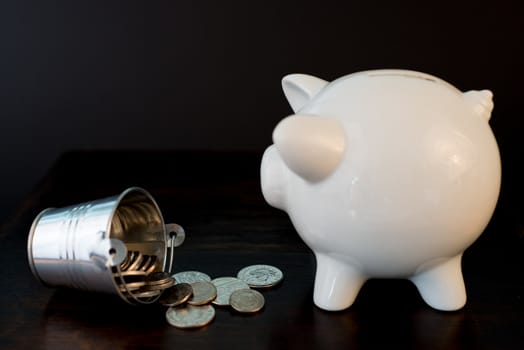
[27,187,185,304]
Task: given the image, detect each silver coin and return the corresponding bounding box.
[113,270,147,278]
[120,251,136,271]
[128,289,162,298]
[237,264,283,288]
[127,252,144,271]
[118,281,146,292]
[144,256,158,274]
[230,289,265,313]
[187,282,217,305]
[145,272,173,286]
[173,271,211,284]
[211,277,250,306]
[165,304,215,329]
[143,278,175,291]
[159,283,193,307]
[138,255,153,271]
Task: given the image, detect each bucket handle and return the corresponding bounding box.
[165,223,185,275]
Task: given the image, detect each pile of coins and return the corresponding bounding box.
[113,250,175,302]
[113,249,283,328]
[161,265,284,329]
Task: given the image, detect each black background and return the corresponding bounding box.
[0,0,522,230]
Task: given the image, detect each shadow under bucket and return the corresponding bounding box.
[27,187,185,304]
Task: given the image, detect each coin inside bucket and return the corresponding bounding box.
[109,188,170,303]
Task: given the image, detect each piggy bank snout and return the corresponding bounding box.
[272,114,345,182]
[260,145,287,211]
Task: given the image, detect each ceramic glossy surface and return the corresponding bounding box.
[261,70,501,311]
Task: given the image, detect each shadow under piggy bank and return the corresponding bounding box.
[268,279,477,349]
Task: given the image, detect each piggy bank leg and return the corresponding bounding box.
[313,253,366,311]
[410,254,466,311]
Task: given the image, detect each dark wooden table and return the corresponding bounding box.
[1,151,523,349]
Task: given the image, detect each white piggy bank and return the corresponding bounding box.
[261,70,501,311]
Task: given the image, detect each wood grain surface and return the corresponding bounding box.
[1,151,523,349]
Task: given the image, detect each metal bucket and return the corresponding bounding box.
[27,187,185,304]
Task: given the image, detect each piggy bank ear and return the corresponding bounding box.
[273,114,345,182]
[282,74,328,112]
[463,90,494,121]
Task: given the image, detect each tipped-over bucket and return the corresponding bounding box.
[27,187,185,304]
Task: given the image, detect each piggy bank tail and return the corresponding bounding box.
[261,145,287,211]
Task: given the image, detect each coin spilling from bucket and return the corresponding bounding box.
[163,264,283,329]
[114,251,176,301]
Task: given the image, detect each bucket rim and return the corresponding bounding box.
[27,207,55,285]
[107,187,168,304]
